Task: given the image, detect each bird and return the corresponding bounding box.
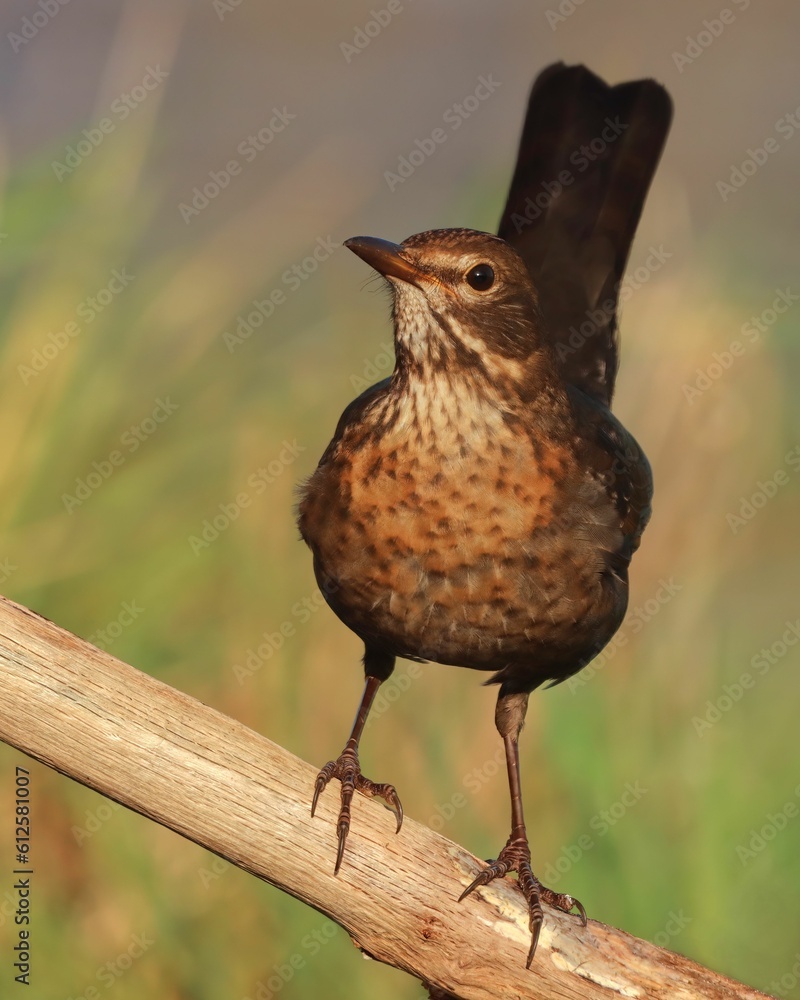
[297,62,672,966]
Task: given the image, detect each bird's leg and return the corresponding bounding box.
[311,648,402,874]
[459,690,587,966]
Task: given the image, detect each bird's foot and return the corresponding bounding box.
[459,832,586,967]
[311,739,403,874]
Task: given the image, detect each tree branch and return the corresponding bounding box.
[0,594,771,999]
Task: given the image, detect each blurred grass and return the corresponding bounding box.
[0,42,799,1000]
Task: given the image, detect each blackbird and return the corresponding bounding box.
[297,62,672,965]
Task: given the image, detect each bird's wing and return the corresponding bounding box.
[567,384,654,564]
[498,63,672,406]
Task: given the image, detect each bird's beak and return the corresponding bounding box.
[344,236,427,287]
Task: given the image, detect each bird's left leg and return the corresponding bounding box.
[459,688,586,966]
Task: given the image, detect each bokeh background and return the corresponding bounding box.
[0,0,798,997]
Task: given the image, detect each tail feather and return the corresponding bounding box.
[498,63,673,405]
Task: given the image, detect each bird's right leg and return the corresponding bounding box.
[311,646,403,873]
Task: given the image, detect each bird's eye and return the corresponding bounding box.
[465,263,495,291]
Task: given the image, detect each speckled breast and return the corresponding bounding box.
[300,386,623,674]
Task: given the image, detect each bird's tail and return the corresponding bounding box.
[497,63,672,406]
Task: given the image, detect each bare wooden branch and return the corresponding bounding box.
[0,594,771,999]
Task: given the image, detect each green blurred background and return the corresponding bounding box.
[0,0,798,997]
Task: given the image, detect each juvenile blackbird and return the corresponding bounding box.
[297,62,672,965]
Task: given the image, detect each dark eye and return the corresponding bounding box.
[465,263,495,291]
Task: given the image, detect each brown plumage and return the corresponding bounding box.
[297,63,672,966]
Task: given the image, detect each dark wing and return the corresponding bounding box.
[498,63,672,406]
[567,384,653,567]
[296,377,393,539]
[312,377,392,468]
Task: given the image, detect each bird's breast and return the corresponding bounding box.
[299,379,623,670]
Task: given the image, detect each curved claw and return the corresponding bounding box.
[332,765,357,874]
[526,918,542,969]
[311,761,337,817]
[380,784,404,833]
[457,877,480,903]
[458,867,496,902]
[334,817,350,875]
[311,750,402,874]
[538,884,587,926]
[458,845,587,967]
[459,853,514,903]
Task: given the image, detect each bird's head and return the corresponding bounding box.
[345,228,556,396]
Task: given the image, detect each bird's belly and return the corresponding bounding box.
[305,431,621,672]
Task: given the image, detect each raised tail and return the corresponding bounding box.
[498,63,673,405]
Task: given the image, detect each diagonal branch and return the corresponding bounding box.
[0,594,771,1000]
